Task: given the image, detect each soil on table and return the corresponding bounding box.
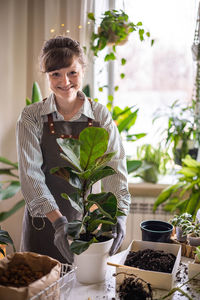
[79,232,111,242]
[0,263,46,287]
[117,273,153,300]
[124,248,176,273]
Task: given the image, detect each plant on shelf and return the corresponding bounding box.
[130,143,171,183]
[0,82,42,222]
[50,126,125,255]
[169,213,193,242]
[153,155,200,219]
[153,99,199,165]
[194,245,200,263]
[0,226,15,257]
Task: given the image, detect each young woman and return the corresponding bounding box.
[17,36,130,263]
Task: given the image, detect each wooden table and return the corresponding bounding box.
[68,253,200,300]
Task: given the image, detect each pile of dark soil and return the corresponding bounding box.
[117,273,153,300]
[79,232,110,242]
[0,263,45,287]
[124,248,176,273]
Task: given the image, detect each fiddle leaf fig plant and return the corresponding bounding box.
[50,127,125,255]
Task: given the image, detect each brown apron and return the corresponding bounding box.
[21,102,99,263]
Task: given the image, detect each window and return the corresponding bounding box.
[109,0,198,156]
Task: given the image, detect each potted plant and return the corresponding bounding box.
[182,222,200,246]
[130,143,171,183]
[0,227,15,258]
[169,213,193,242]
[50,126,125,284]
[88,9,151,58]
[0,82,42,222]
[153,155,200,219]
[153,100,198,166]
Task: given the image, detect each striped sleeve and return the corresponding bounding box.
[93,103,131,215]
[16,105,59,217]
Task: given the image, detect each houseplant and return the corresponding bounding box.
[50,126,125,283]
[0,82,42,222]
[182,222,200,246]
[153,155,200,219]
[131,143,171,183]
[169,213,193,242]
[153,100,198,165]
[0,227,15,257]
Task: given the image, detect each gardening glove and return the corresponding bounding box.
[109,216,127,256]
[52,216,74,264]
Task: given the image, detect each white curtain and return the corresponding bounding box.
[0,0,101,252]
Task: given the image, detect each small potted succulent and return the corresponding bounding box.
[51,126,125,284]
[169,213,193,243]
[182,222,200,246]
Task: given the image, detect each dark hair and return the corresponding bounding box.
[40,36,86,72]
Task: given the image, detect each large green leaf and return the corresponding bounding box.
[185,193,200,216]
[57,138,82,171]
[87,217,116,232]
[127,160,142,174]
[79,127,109,170]
[0,181,21,200]
[87,166,116,190]
[70,236,97,255]
[153,182,184,212]
[0,229,16,251]
[50,166,82,189]
[87,192,117,219]
[61,193,83,214]
[0,199,25,222]
[0,157,18,168]
[67,220,83,239]
[117,110,138,133]
[31,82,42,103]
[94,152,116,169]
[0,168,18,178]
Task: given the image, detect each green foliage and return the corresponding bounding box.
[169,213,193,227]
[153,99,198,164]
[194,245,200,261]
[0,226,15,256]
[51,127,125,255]
[88,10,152,58]
[132,144,171,183]
[153,155,200,218]
[0,82,42,222]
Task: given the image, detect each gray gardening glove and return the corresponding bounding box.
[109,216,127,256]
[52,216,74,264]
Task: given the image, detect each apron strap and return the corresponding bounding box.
[46,97,94,136]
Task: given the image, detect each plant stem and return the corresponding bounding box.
[159,271,200,300]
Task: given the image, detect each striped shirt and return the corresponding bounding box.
[16,93,131,217]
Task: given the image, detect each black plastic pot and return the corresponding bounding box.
[140,220,173,243]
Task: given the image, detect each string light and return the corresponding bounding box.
[78,25,82,29]
[61,23,65,27]
[50,29,55,33]
[66,29,70,33]
[50,23,85,34]
[87,21,91,24]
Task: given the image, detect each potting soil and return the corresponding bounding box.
[124,248,176,273]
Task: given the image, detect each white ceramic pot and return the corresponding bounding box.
[74,238,113,284]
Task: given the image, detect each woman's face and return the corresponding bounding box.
[47,58,84,102]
